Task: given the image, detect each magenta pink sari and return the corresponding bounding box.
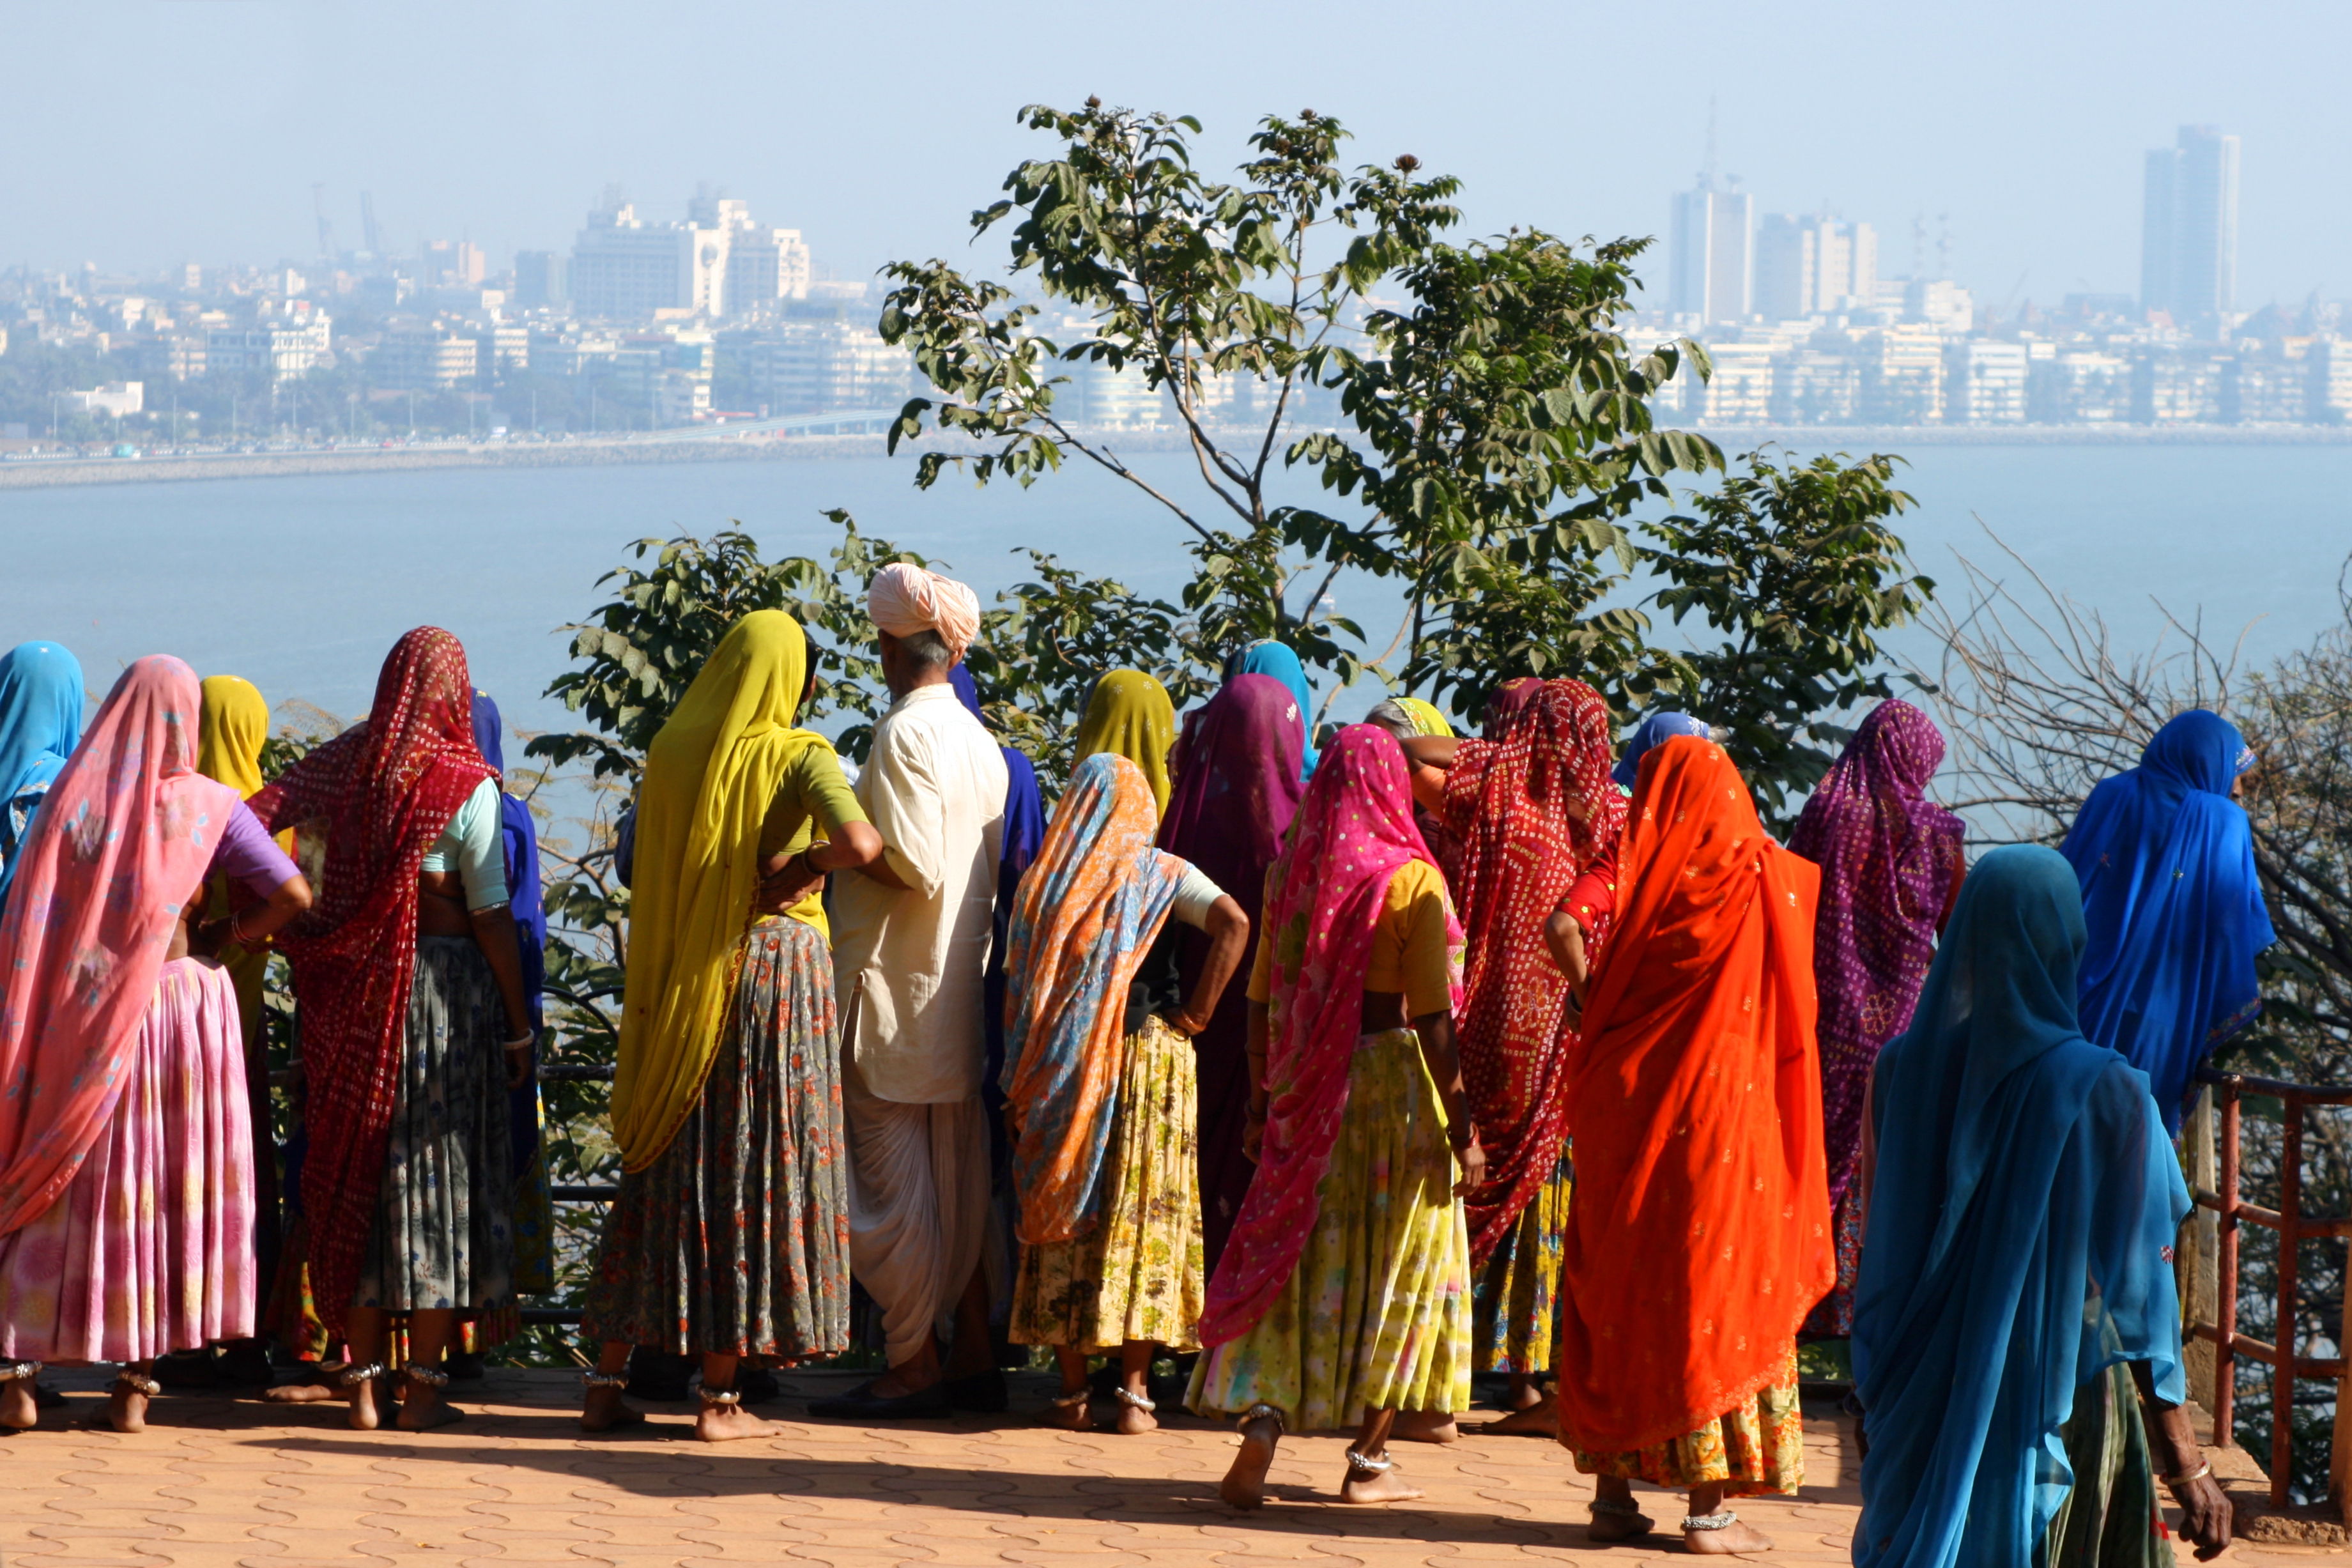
[1197,725,1463,1348]
[0,657,240,1239]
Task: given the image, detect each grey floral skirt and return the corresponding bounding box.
[351,935,516,1314]
[581,917,850,1362]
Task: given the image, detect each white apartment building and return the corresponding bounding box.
[570,202,727,321]
[1683,341,1776,424]
[373,326,480,390]
[1670,185,1751,327]
[724,319,914,415]
[206,314,332,381]
[1943,339,2027,424]
[1754,215,1879,319]
[63,381,144,417]
[2026,348,2133,423]
[1861,326,1945,424]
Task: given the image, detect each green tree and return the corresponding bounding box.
[1643,449,1932,824]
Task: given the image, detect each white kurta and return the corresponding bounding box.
[830,682,1008,1105]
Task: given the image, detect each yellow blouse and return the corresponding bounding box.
[1247,859,1456,1022]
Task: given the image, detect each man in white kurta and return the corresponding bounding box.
[819,565,1008,1415]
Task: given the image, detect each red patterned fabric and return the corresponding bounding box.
[250,627,493,1334]
[1436,679,1629,1265]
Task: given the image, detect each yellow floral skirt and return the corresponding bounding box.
[1185,1028,1472,1430]
[1010,1016,1204,1353]
[1569,1346,1804,1496]
[1472,1149,1572,1374]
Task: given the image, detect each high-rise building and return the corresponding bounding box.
[2141,126,2239,332]
[513,251,569,310]
[569,199,728,321]
[1755,215,1879,318]
[687,187,811,316]
[1670,186,1751,325]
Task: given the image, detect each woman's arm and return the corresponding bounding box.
[1410,1010,1486,1196]
[1169,896,1249,1036]
[196,873,314,957]
[760,820,886,912]
[468,905,537,1089]
[2131,1361,2231,1558]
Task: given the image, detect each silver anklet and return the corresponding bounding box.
[1683,1510,1739,1532]
[1590,1497,1645,1517]
[581,1371,629,1390]
[1050,1388,1091,1408]
[1239,1401,1284,1434]
[337,1362,387,1387]
[1344,1447,1394,1475]
[697,1384,742,1406]
[1112,1387,1157,1413]
[402,1365,452,1389]
[0,1359,42,1383]
[116,1370,163,1397]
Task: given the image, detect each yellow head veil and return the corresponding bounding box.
[612,609,830,1172]
[1394,696,1454,739]
[1071,668,1176,816]
[197,675,270,797]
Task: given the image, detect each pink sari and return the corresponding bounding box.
[1197,725,1463,1348]
[0,656,240,1240]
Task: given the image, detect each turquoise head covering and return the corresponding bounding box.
[0,641,86,905]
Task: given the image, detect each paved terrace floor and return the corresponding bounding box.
[0,1367,2342,1567]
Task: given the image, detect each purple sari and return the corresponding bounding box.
[1787,699,1964,1336]
[1158,674,1306,1270]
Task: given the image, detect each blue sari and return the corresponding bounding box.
[0,640,85,908]
[949,666,1047,1178]
[1226,640,1318,780]
[1853,846,2188,1568]
[2059,710,2273,1134]
[471,691,553,1295]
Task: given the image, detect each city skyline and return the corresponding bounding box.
[3,0,2348,314]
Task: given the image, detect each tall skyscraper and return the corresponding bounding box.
[1755,214,1879,318]
[2141,126,2239,331]
[1671,187,1752,325]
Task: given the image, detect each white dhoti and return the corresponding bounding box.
[844,1060,991,1367]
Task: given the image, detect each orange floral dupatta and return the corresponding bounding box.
[1554,735,1831,1454]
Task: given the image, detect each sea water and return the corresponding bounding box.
[1,443,2344,756]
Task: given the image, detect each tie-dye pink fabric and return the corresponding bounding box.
[0,656,240,1239]
[1198,725,1463,1347]
[0,958,256,1360]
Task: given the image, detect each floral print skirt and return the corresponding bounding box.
[352,937,516,1316]
[1186,1027,1473,1430]
[1472,1149,1572,1374]
[0,958,256,1364]
[581,917,850,1362]
[1569,1344,1804,1496]
[1010,1015,1204,1353]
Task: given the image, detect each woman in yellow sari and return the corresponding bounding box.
[577,610,883,1441]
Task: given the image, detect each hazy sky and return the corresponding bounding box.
[6,0,2347,312]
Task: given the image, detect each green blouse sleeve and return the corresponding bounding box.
[757,742,870,861]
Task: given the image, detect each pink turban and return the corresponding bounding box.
[867,563,981,661]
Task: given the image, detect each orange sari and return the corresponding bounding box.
[1554,735,1832,1455]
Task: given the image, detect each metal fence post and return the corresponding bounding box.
[2216,1082,2240,1449]
[2275,1097,2304,1507]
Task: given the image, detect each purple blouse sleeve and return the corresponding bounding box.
[208,799,302,898]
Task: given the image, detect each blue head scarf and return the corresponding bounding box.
[2059,709,2273,1134]
[0,640,86,906]
[473,691,549,1194]
[1226,640,1318,780]
[1853,846,2188,1568]
[1613,711,1710,791]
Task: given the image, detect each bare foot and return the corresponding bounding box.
[580,1385,647,1433]
[1339,1465,1426,1504]
[263,1379,344,1405]
[1219,1416,1279,1510]
[1391,1408,1459,1444]
[1112,1399,1158,1436]
[0,1380,38,1431]
[1481,1391,1557,1437]
[1588,1505,1656,1542]
[394,1376,465,1432]
[1043,1394,1092,1431]
[105,1385,150,1434]
[695,1402,781,1443]
[1686,1518,1774,1554]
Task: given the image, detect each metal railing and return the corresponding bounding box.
[527,1063,617,1328]
[2186,1066,2352,1508]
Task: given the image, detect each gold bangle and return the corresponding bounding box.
[2164,1460,2213,1489]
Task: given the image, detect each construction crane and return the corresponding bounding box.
[313,184,339,265]
[359,191,386,261]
